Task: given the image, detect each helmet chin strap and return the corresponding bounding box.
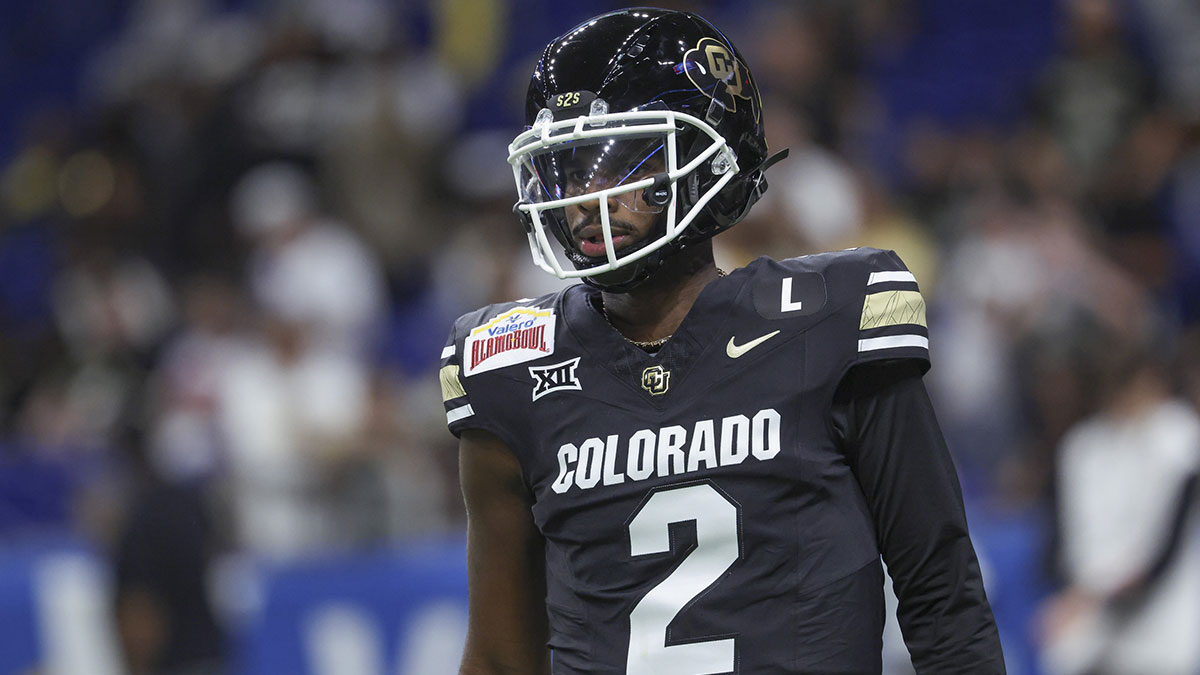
[585,263,650,292]
[734,147,791,222]
[587,236,717,293]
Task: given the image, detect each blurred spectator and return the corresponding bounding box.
[773,117,865,252]
[113,471,225,675]
[1181,330,1200,411]
[1037,337,1200,675]
[215,309,369,559]
[1035,0,1150,182]
[1165,136,1200,322]
[230,161,387,357]
[52,246,175,364]
[111,275,240,675]
[1133,0,1200,122]
[149,274,245,485]
[345,374,454,542]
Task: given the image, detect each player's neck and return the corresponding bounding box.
[601,245,719,345]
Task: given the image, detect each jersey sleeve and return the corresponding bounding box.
[439,324,478,437]
[851,249,930,372]
[438,307,537,450]
[440,318,516,442]
[833,360,1006,672]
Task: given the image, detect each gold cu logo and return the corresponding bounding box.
[704,44,742,97]
[641,365,671,396]
[682,38,758,120]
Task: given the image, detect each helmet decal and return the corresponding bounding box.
[682,37,760,122]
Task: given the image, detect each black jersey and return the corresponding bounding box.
[441,248,1003,674]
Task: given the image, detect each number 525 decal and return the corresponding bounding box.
[555,91,581,108]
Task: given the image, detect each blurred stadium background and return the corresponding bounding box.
[1,0,1199,673]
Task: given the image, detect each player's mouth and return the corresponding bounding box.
[574,225,638,258]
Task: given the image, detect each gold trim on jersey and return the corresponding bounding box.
[440,365,467,401]
[860,290,926,330]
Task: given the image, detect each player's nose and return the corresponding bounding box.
[577,194,620,213]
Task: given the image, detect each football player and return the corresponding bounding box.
[441,8,1005,674]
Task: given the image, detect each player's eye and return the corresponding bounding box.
[563,166,593,194]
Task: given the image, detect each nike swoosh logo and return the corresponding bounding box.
[726,330,781,358]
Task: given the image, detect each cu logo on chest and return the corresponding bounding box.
[641,365,671,396]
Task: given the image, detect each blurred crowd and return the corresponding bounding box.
[1,0,1199,673]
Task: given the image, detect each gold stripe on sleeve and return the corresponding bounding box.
[860,290,927,330]
[440,365,467,402]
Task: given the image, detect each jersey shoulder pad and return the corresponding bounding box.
[439,290,564,437]
[775,247,930,370]
[827,247,930,368]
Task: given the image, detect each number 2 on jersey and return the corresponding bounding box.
[626,483,740,674]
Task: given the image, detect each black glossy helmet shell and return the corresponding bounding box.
[522,7,770,290]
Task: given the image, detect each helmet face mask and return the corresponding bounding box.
[510,8,771,291]
[509,104,738,281]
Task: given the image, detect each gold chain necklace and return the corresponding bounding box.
[602,268,727,350]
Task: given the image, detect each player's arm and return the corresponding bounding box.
[833,359,1006,674]
[458,429,551,675]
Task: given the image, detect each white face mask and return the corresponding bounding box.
[509,102,739,281]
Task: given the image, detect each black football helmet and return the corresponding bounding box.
[508,7,783,291]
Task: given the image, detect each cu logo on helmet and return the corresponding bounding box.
[704,44,742,97]
[683,38,757,118]
[641,366,671,396]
